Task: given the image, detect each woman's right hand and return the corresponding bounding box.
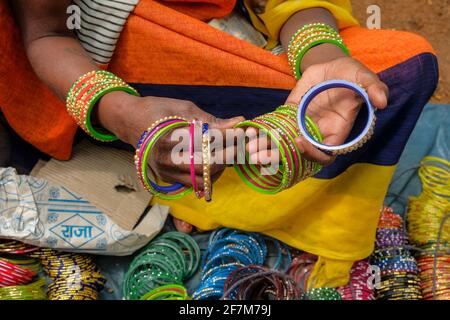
[96,91,244,187]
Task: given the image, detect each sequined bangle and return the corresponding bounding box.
[287,23,350,79]
[66,70,139,142]
[202,123,212,202]
[123,232,200,300]
[297,80,376,156]
[190,119,205,199]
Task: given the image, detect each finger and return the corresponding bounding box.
[295,136,336,166]
[246,134,273,154]
[173,217,193,234]
[322,132,347,147]
[249,149,278,165]
[356,69,389,109]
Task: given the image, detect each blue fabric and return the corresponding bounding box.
[384,104,450,217]
[131,53,439,178]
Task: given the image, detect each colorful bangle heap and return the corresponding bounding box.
[66,70,139,141]
[193,228,292,300]
[234,105,323,194]
[123,232,200,300]
[287,23,350,79]
[134,117,193,200]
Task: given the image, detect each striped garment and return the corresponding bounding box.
[73,0,139,65]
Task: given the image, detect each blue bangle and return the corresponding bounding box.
[297,80,376,156]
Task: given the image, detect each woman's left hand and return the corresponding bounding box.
[287,56,389,165]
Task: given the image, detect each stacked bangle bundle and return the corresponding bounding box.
[337,260,375,300]
[407,157,450,300]
[66,70,139,142]
[297,80,376,156]
[0,277,47,300]
[234,104,323,194]
[287,253,317,291]
[369,207,423,300]
[222,265,304,300]
[306,287,342,300]
[287,23,350,80]
[123,232,200,300]
[30,248,107,300]
[0,239,38,255]
[0,258,37,287]
[193,228,292,300]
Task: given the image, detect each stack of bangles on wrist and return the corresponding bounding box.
[66,70,140,141]
[134,117,212,201]
[287,23,350,80]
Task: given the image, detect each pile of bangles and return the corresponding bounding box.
[193,229,293,300]
[370,206,422,300]
[29,249,107,300]
[123,231,201,300]
[407,157,450,300]
[0,239,107,300]
[65,23,376,201]
[0,240,46,300]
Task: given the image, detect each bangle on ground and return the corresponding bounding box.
[297,80,376,156]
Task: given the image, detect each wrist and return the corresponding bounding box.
[95,91,139,141]
[300,43,348,73]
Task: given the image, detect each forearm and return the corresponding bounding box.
[11,0,130,138]
[25,34,131,137]
[280,8,347,73]
[26,36,98,100]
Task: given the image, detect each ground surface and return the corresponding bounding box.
[352,0,449,103]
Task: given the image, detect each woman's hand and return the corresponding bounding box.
[96,92,244,186]
[287,55,389,165]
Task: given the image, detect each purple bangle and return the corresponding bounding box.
[297,80,376,156]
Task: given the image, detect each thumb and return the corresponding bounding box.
[356,69,389,109]
[366,81,389,109]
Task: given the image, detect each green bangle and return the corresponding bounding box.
[234,121,290,194]
[294,38,350,80]
[260,115,301,185]
[255,117,297,188]
[141,121,193,200]
[158,232,201,279]
[140,284,188,300]
[235,121,285,190]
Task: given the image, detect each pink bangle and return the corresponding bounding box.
[189,119,203,199]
